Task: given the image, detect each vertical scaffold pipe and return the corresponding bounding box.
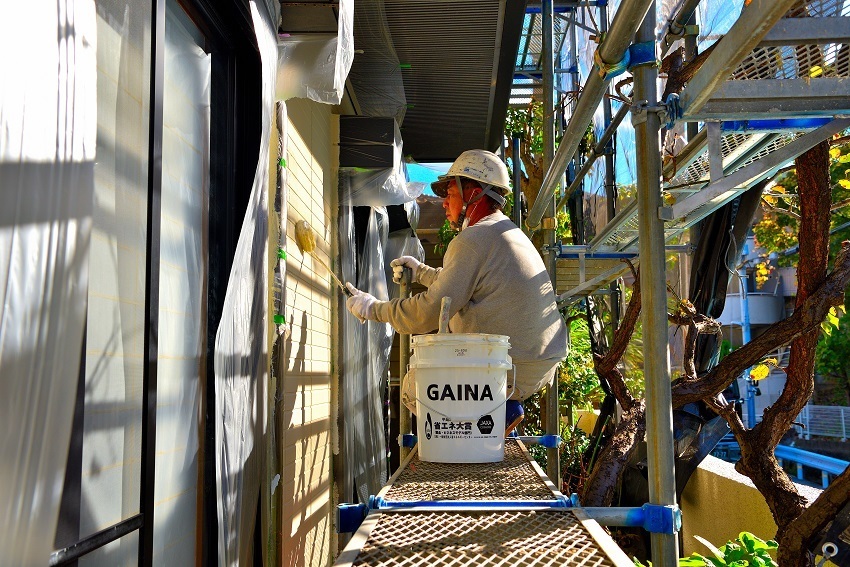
[527,0,655,230]
[512,135,522,228]
[542,0,561,489]
[633,9,680,565]
[399,267,412,461]
[599,0,620,327]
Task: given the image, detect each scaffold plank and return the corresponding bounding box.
[335,509,633,567]
[382,440,558,502]
[334,440,633,567]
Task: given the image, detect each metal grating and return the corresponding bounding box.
[660,134,803,230]
[666,133,752,188]
[729,0,850,81]
[350,511,623,567]
[731,42,850,81]
[731,133,800,170]
[386,441,556,501]
[787,0,850,18]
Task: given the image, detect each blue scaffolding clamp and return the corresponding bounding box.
[515,434,563,448]
[400,433,418,448]
[641,503,682,534]
[626,41,657,71]
[336,503,369,533]
[631,94,681,130]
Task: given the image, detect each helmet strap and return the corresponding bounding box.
[452,175,468,231]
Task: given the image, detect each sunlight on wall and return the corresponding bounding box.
[279,98,336,567]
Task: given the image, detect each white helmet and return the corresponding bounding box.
[431,149,511,198]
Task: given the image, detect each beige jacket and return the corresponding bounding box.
[374,212,567,395]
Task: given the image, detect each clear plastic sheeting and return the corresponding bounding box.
[340,118,424,206]
[697,0,745,51]
[339,167,425,208]
[276,0,353,104]
[214,1,277,565]
[385,201,426,301]
[339,204,393,504]
[0,2,96,565]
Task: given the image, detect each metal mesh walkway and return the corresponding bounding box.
[385,439,557,501]
[334,440,632,566]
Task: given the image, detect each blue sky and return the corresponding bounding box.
[407,162,452,196]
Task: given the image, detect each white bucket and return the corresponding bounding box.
[410,333,512,463]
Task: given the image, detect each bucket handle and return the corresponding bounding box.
[414,365,516,422]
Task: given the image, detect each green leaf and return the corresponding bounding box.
[694,535,726,562]
[679,555,710,566]
[739,532,775,553]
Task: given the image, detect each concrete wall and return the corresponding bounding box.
[278,98,338,567]
[680,455,831,564]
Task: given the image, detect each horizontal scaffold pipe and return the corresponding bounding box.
[369,495,574,511]
[583,504,682,534]
[527,0,655,230]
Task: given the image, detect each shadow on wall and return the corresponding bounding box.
[280,307,332,566]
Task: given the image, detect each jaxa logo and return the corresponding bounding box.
[477,414,494,434]
[425,413,433,440]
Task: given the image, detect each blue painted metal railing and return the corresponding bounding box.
[774,444,849,489]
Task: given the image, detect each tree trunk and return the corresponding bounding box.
[581,400,646,506]
[772,141,832,566]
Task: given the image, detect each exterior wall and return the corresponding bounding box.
[681,456,779,555]
[680,455,831,563]
[278,98,338,567]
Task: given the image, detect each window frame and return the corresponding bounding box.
[50,0,260,564]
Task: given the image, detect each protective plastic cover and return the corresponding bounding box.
[568,0,743,236]
[384,202,426,300]
[339,204,393,503]
[0,3,96,565]
[276,0,354,104]
[339,117,425,206]
[347,0,408,124]
[214,1,277,565]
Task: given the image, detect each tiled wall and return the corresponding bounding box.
[279,98,337,567]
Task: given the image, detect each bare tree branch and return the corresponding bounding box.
[671,241,850,406]
[593,262,640,411]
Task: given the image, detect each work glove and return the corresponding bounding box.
[345,283,379,323]
[390,256,422,284]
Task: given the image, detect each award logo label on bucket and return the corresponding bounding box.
[477,415,494,434]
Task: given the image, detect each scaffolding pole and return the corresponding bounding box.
[527,0,654,230]
[513,135,523,228]
[541,0,561,489]
[599,0,621,326]
[633,9,679,565]
[399,269,412,462]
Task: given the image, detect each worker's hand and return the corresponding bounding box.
[345,283,378,323]
[390,256,422,284]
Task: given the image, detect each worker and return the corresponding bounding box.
[345,149,567,433]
